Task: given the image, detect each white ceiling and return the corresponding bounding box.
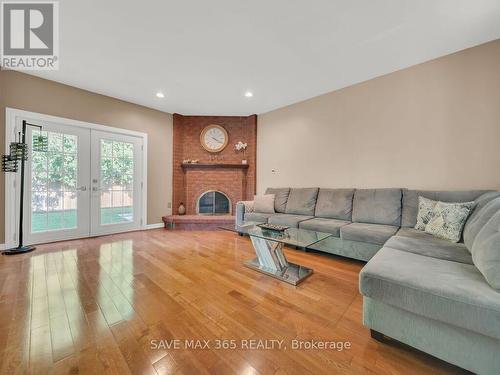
[27,0,500,115]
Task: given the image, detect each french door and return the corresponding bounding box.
[26,122,91,244]
[90,131,143,236]
[24,121,144,245]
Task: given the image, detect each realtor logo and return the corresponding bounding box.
[1,1,59,70]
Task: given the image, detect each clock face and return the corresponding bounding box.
[200,125,228,153]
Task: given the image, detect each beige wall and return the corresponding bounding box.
[0,70,173,243]
[257,39,500,193]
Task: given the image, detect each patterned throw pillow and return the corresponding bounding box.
[241,200,255,213]
[415,196,438,230]
[424,201,475,242]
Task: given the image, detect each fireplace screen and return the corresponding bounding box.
[197,191,231,215]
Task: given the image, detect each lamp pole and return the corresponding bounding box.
[2,120,43,255]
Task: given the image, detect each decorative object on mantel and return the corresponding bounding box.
[190,159,199,164]
[182,159,191,164]
[2,120,48,255]
[178,202,186,215]
[235,141,248,164]
[210,154,224,162]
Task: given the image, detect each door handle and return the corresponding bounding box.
[92,187,100,192]
[76,186,87,191]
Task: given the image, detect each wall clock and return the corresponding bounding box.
[200,125,229,153]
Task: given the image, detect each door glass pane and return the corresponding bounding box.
[100,139,134,224]
[100,191,112,224]
[214,192,230,214]
[31,131,79,232]
[198,192,214,214]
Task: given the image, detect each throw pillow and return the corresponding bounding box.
[415,196,438,231]
[241,201,254,213]
[254,194,275,214]
[424,201,475,242]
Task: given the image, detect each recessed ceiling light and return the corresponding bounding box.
[156,92,165,98]
[244,91,253,98]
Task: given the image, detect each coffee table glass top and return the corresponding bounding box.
[219,221,263,234]
[220,222,332,248]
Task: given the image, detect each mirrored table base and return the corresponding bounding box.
[244,233,314,286]
[244,258,313,286]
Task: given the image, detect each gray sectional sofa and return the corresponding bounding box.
[236,187,500,374]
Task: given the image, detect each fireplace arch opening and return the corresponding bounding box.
[196,190,231,215]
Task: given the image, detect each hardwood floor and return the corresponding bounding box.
[0,229,469,375]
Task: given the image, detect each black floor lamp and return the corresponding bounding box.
[2,120,47,255]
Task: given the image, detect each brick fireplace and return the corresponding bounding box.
[171,114,257,217]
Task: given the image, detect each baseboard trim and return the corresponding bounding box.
[145,223,164,230]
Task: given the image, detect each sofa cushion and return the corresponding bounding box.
[401,189,489,228]
[308,236,381,262]
[352,189,402,226]
[268,214,314,228]
[463,194,500,250]
[388,230,473,264]
[253,194,275,214]
[244,212,274,223]
[424,200,475,243]
[265,188,290,213]
[472,210,500,290]
[340,223,398,245]
[299,218,350,237]
[285,188,319,216]
[394,227,432,240]
[360,247,500,340]
[314,188,354,220]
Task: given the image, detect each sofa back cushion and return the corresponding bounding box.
[253,194,276,214]
[401,189,489,228]
[285,188,319,216]
[265,188,290,213]
[314,189,354,220]
[352,189,402,226]
[463,194,500,250]
[472,209,500,290]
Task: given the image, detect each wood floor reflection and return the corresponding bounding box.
[0,229,469,374]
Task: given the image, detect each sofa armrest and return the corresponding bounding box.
[236,201,254,225]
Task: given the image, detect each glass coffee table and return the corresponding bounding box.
[220,222,332,286]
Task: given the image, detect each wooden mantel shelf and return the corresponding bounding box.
[181,163,249,170]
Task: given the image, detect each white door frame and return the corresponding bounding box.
[4,108,148,248]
